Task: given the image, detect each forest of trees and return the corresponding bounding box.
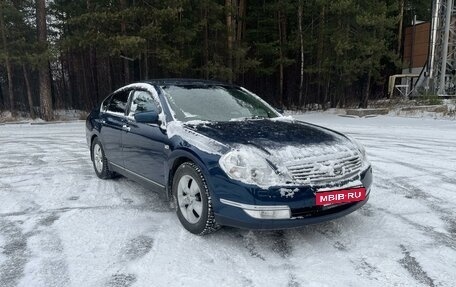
[0,0,431,120]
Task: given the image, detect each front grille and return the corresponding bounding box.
[291,202,356,218]
[286,151,362,184]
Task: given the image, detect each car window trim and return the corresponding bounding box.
[108,83,167,129]
[125,88,163,122]
[100,94,113,113]
[103,89,134,117]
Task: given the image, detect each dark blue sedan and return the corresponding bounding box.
[86,79,372,235]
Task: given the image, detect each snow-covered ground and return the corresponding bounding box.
[0,114,455,287]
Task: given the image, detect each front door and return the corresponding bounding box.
[122,89,169,186]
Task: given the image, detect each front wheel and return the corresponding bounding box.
[173,162,220,235]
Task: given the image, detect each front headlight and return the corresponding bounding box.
[349,137,370,168]
[219,146,283,187]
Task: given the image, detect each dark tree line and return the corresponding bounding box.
[0,0,431,120]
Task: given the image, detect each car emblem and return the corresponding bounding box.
[334,167,343,176]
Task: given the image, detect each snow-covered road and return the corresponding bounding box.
[0,114,455,287]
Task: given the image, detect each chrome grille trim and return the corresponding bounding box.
[286,151,362,184]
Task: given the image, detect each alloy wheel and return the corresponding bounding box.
[177,175,203,224]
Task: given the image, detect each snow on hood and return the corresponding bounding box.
[167,121,229,155]
[184,117,356,152]
[174,117,363,183]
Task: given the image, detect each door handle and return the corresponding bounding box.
[122,124,131,132]
[101,119,106,124]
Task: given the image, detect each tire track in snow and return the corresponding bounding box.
[269,231,301,287]
[374,167,456,240]
[351,257,381,281]
[271,231,292,258]
[105,273,137,287]
[28,213,71,287]
[381,160,456,186]
[0,219,31,287]
[313,221,355,253]
[375,207,456,250]
[120,235,154,261]
[398,245,436,287]
[0,204,171,219]
[240,232,266,261]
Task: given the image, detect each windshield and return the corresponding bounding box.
[162,85,279,122]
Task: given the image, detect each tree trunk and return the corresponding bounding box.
[86,0,99,103]
[235,0,246,76]
[225,0,234,83]
[81,53,90,110]
[0,8,15,116]
[0,83,3,110]
[277,1,286,107]
[36,0,53,120]
[69,51,79,109]
[397,0,405,55]
[90,47,99,103]
[60,54,70,108]
[298,0,304,107]
[143,51,149,80]
[108,57,114,91]
[323,72,331,110]
[317,5,325,105]
[120,0,130,83]
[22,64,36,119]
[362,69,372,108]
[278,12,284,107]
[203,4,209,79]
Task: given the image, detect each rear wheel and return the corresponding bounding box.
[91,137,114,179]
[173,162,220,235]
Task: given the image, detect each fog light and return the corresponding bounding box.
[220,198,291,220]
[243,209,291,219]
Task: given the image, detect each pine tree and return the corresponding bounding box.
[36,0,53,120]
[0,1,16,116]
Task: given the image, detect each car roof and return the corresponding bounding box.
[141,78,236,87]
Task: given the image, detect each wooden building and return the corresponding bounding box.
[402,22,430,74]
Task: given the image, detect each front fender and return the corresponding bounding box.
[167,146,221,201]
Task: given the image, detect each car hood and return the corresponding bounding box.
[184,118,352,151]
[174,118,363,187]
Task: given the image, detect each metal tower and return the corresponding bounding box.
[417,0,456,96]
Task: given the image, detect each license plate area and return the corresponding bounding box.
[315,187,366,206]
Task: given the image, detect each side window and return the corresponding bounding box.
[101,95,113,112]
[128,90,160,117]
[107,90,130,115]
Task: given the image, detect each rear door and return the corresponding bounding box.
[100,90,132,165]
[122,89,169,186]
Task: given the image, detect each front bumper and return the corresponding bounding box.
[215,196,369,230]
[210,166,373,230]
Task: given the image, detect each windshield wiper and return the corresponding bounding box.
[248,115,266,120]
[230,115,266,121]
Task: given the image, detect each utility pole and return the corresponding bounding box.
[413,0,456,96]
[438,0,453,95]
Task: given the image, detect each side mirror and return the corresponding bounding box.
[275,107,284,114]
[134,111,159,124]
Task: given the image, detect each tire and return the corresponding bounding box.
[173,162,220,235]
[91,137,115,179]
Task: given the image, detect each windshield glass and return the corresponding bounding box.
[162,85,279,122]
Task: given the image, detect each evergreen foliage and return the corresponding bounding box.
[0,0,433,118]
